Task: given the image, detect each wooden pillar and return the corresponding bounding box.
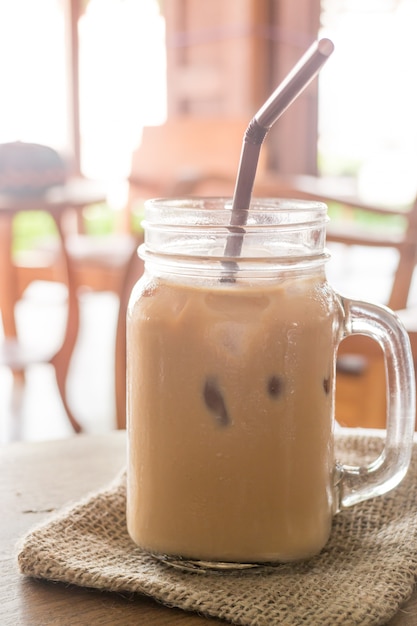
[164,0,271,118]
[66,0,82,175]
[163,0,321,176]
[266,0,322,175]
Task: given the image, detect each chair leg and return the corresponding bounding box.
[52,356,82,433]
[115,240,144,430]
[49,216,83,433]
[0,216,26,382]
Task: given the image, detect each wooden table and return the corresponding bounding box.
[2,431,416,625]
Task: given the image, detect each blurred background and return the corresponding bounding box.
[3,1,417,202]
[1,0,417,442]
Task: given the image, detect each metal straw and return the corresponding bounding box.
[224,38,334,260]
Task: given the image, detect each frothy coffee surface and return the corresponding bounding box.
[127,271,339,563]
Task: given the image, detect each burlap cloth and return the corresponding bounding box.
[17,432,417,626]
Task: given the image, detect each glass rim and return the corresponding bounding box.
[145,196,328,213]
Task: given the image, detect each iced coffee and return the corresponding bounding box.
[126,269,338,563]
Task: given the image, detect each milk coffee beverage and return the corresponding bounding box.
[127,272,338,562]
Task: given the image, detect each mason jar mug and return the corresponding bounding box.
[126,197,415,570]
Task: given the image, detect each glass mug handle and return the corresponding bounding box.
[335,296,415,510]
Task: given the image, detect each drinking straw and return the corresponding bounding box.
[224,38,334,259]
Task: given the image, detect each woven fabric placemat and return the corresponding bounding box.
[17,432,417,626]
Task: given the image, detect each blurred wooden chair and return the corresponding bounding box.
[125,116,268,215]
[273,175,417,311]
[14,224,141,433]
[66,228,143,430]
[0,141,144,433]
[266,174,417,429]
[0,141,108,432]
